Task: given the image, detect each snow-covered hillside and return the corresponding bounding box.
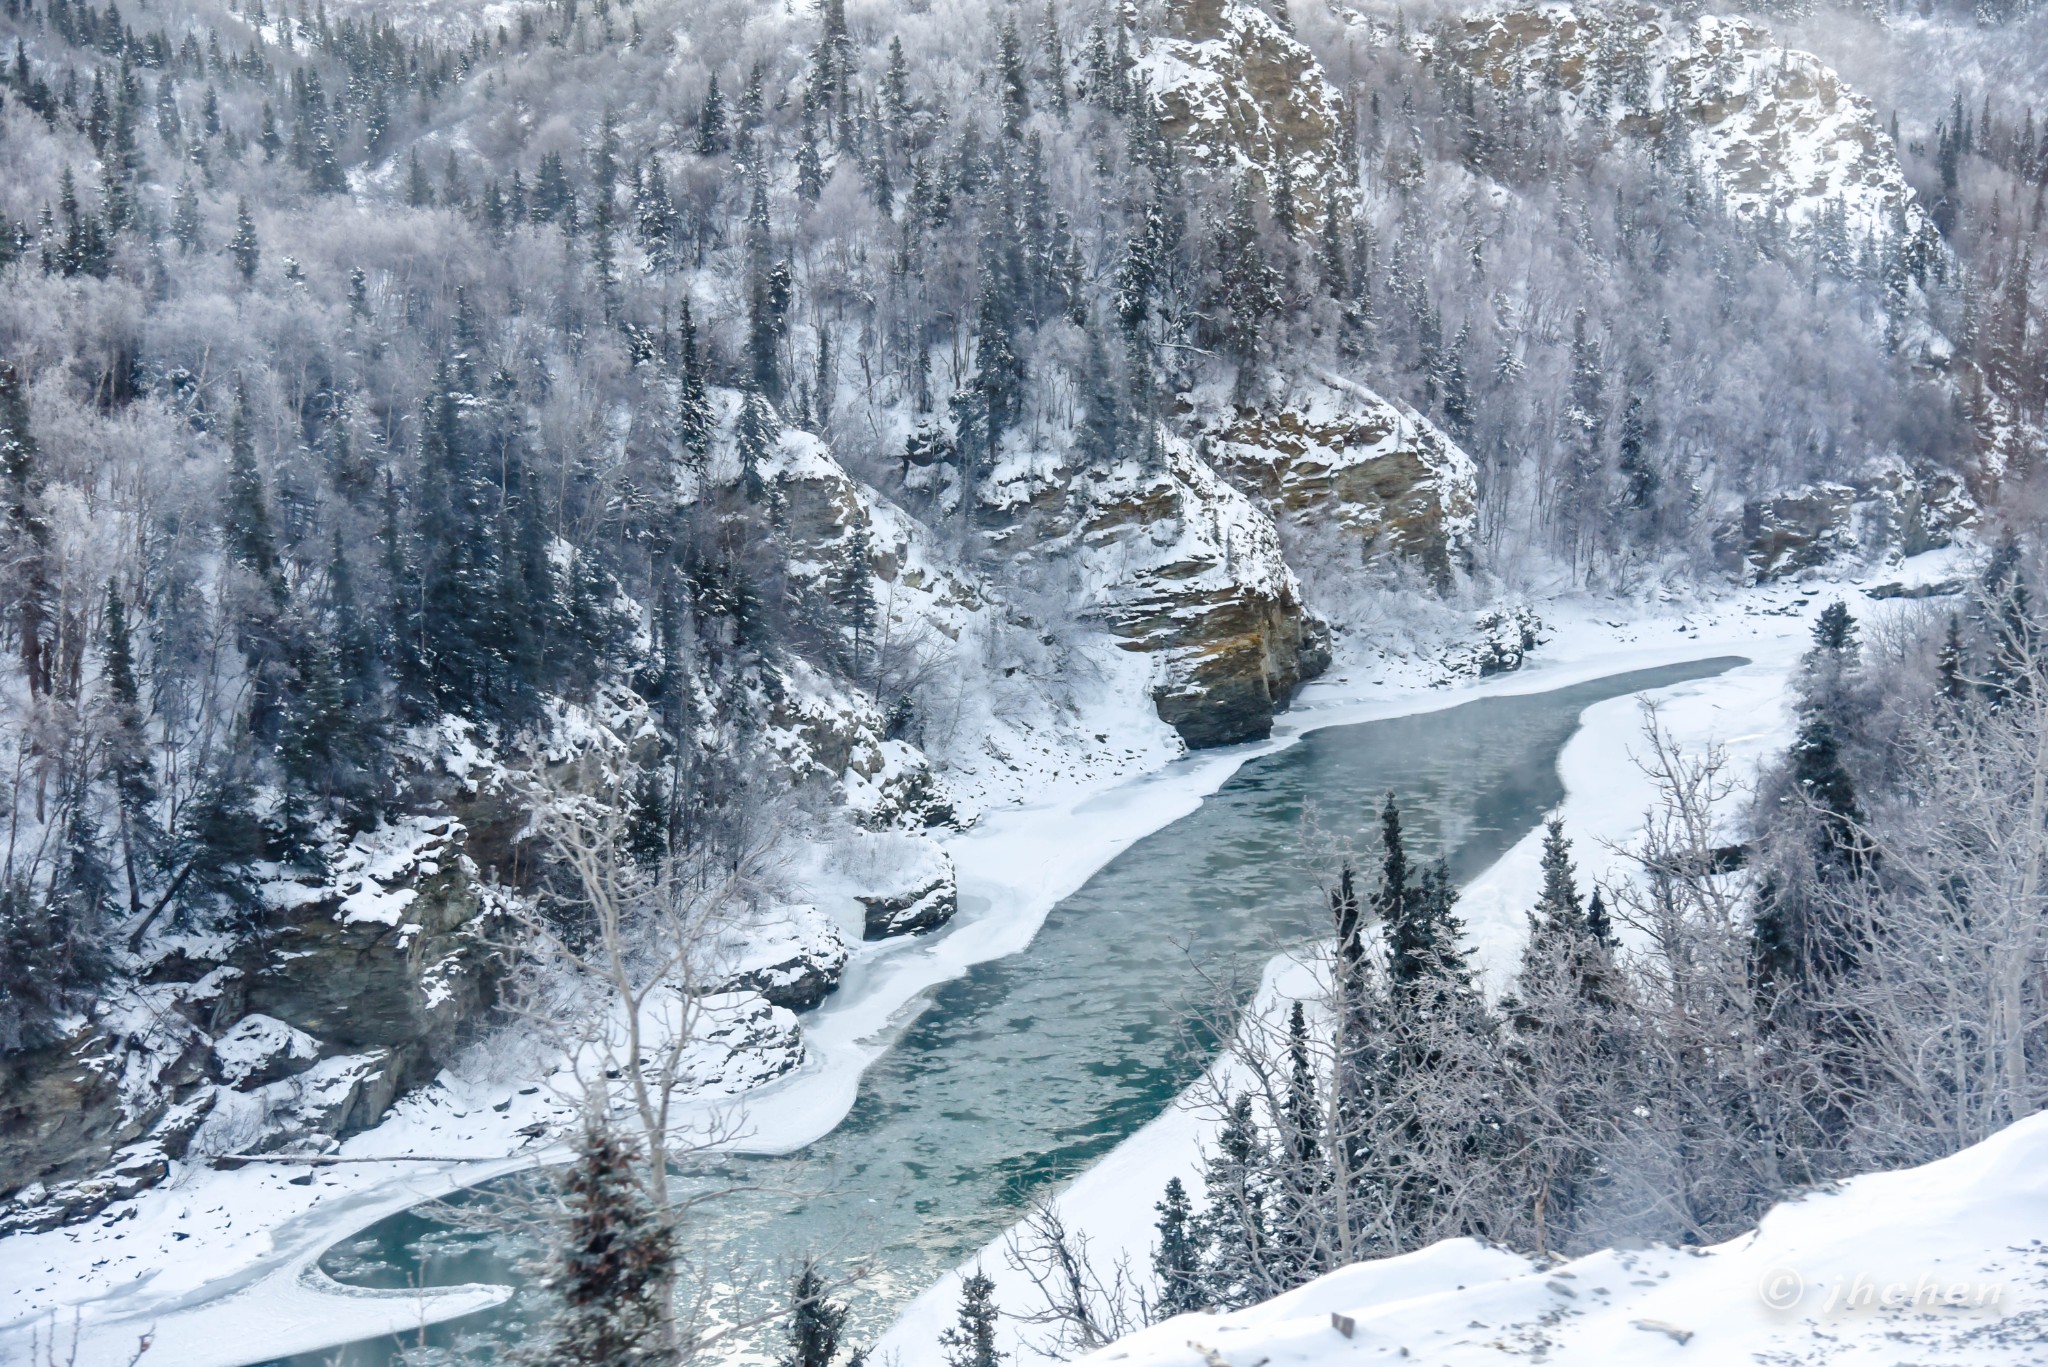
[1080,1105,2048,1366]
[1437,6,1939,251]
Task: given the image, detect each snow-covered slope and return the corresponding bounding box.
[1083,1106,2048,1367]
[1436,5,1939,254]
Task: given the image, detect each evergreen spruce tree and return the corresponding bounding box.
[737,383,778,502]
[1563,307,1605,559]
[102,582,157,914]
[308,130,347,194]
[625,767,670,868]
[1439,323,1474,440]
[746,178,791,402]
[1372,795,1418,981]
[1269,1000,1328,1289]
[1195,1094,1269,1309]
[223,383,280,591]
[533,151,575,226]
[0,360,55,699]
[1936,613,1968,703]
[1074,321,1121,469]
[1151,1176,1207,1318]
[635,157,679,270]
[1039,0,1069,120]
[1317,197,1349,300]
[531,1118,677,1367]
[1214,177,1280,400]
[1533,816,1584,937]
[1789,602,1865,855]
[780,1256,849,1367]
[229,196,259,280]
[939,1269,1003,1367]
[171,176,202,251]
[675,300,713,473]
[1615,381,1657,516]
[832,527,877,679]
[1755,602,1869,989]
[697,71,729,155]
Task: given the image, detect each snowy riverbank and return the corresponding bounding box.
[0,557,1966,1367]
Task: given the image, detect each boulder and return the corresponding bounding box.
[706,904,849,1011]
[675,992,805,1096]
[210,1014,321,1089]
[850,835,960,941]
[189,1050,405,1158]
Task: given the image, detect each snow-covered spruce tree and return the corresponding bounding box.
[1500,817,1628,1256]
[529,1115,679,1367]
[779,1256,849,1367]
[939,1268,1004,1367]
[1192,1094,1271,1309]
[1150,1177,1206,1319]
[1751,601,1874,997]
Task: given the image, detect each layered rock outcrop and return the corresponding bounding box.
[1137,0,1352,221]
[1434,8,1937,255]
[1716,462,1975,581]
[1189,376,1479,587]
[1085,436,1331,747]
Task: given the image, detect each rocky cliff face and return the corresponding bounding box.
[1435,7,1938,258]
[1717,460,1977,581]
[1188,375,1479,587]
[1136,0,1352,221]
[1085,434,1333,747]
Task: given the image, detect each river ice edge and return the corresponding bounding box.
[0,555,1962,1367]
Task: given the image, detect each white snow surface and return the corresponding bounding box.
[0,554,1977,1367]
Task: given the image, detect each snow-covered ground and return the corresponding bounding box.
[1066,1101,2048,1367]
[0,554,1970,1367]
[873,552,1976,1367]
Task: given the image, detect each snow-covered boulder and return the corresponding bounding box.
[209,1014,321,1089]
[852,835,960,941]
[189,1050,405,1158]
[705,904,849,1012]
[676,993,805,1095]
